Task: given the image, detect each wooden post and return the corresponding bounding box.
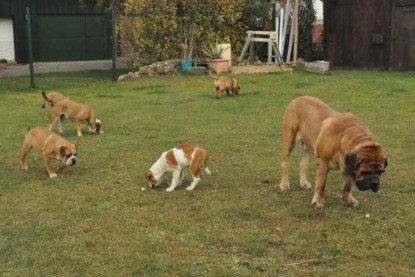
[293,0,299,65]
[111,5,117,82]
[249,35,254,65]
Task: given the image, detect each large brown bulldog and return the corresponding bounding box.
[278,96,387,207]
[20,127,78,178]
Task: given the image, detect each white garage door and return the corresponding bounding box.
[0,17,16,62]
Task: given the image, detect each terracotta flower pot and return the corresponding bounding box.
[208,59,230,73]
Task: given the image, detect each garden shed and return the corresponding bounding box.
[0,0,112,63]
[323,0,415,71]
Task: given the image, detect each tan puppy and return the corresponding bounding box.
[279,96,387,208]
[210,71,240,99]
[42,91,102,137]
[145,144,211,192]
[20,127,78,178]
[41,91,70,121]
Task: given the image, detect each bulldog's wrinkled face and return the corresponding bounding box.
[59,144,77,166]
[346,151,387,192]
[88,118,103,134]
[355,170,383,192]
[145,170,163,188]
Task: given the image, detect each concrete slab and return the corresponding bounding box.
[231,64,292,74]
[0,60,127,78]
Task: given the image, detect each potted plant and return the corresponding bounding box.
[181,43,193,72]
[202,41,231,73]
[178,13,195,72]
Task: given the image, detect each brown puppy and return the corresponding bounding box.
[42,91,102,137]
[279,96,387,208]
[210,71,240,99]
[20,127,77,178]
[41,91,70,121]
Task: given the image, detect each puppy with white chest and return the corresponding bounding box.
[145,144,211,192]
[42,91,102,137]
[210,72,240,99]
[41,91,70,121]
[20,127,78,178]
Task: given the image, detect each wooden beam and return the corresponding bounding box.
[293,0,299,64]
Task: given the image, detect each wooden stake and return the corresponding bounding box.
[293,0,299,64]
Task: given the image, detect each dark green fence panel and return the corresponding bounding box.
[33,15,111,62]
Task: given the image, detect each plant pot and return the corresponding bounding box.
[217,43,231,66]
[181,59,193,72]
[207,59,230,73]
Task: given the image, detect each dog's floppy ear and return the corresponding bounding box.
[59,146,67,157]
[345,153,358,175]
[145,171,152,180]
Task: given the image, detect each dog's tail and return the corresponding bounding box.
[204,167,212,175]
[209,71,218,79]
[41,91,54,108]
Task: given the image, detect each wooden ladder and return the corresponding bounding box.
[238,31,284,66]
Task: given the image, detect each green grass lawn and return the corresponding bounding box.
[0,69,414,276]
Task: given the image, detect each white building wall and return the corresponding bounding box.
[0,17,16,62]
[314,0,323,21]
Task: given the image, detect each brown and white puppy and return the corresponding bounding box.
[41,91,70,121]
[210,71,240,99]
[20,126,78,178]
[145,144,211,192]
[279,96,387,208]
[42,91,102,137]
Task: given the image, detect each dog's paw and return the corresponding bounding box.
[185,186,194,191]
[166,187,175,192]
[311,195,325,208]
[300,182,312,190]
[279,182,290,191]
[343,195,359,207]
[49,173,58,178]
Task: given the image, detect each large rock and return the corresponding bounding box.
[297,58,330,74]
[118,60,178,81]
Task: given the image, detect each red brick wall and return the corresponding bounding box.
[117,16,136,57]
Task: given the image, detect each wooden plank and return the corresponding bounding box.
[251,38,275,42]
[247,31,276,35]
[395,0,415,7]
[390,2,415,70]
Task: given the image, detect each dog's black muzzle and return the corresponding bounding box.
[355,174,380,192]
[66,157,77,166]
